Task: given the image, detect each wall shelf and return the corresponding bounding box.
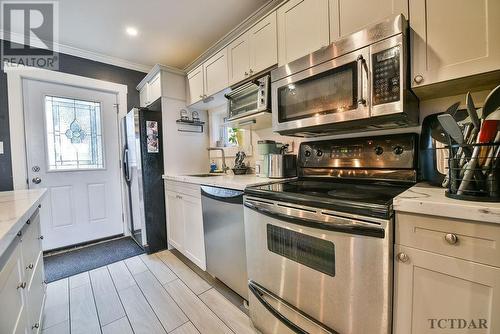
[176,119,205,133]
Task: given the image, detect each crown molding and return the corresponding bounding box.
[184,0,287,73]
[1,29,152,73]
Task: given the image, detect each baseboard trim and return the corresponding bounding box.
[43,234,125,256]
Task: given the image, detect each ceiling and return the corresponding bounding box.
[52,0,269,72]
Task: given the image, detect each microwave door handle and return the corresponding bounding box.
[248,281,338,334]
[357,55,367,106]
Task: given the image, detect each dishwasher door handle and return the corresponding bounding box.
[201,186,244,204]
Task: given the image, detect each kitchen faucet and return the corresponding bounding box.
[207,148,229,173]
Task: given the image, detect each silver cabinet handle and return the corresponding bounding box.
[244,71,249,76]
[27,263,34,270]
[32,177,42,184]
[39,235,44,240]
[397,252,409,263]
[32,323,40,329]
[199,95,204,99]
[249,69,254,74]
[17,282,27,289]
[413,75,424,84]
[444,233,458,245]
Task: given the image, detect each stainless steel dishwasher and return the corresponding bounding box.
[201,185,248,300]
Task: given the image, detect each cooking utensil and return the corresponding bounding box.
[466,92,481,130]
[458,120,499,194]
[482,85,500,120]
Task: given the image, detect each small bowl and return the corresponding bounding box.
[232,167,248,175]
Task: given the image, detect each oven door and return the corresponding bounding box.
[272,47,370,134]
[243,197,392,334]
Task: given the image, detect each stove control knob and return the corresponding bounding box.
[316,150,323,157]
[304,150,311,157]
[393,146,404,155]
[374,146,384,156]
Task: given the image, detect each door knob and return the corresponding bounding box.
[444,233,458,245]
[413,75,424,84]
[397,252,410,263]
[32,177,42,184]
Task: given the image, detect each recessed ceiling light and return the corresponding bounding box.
[126,27,138,37]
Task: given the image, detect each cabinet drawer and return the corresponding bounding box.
[22,212,42,281]
[396,212,500,267]
[165,181,201,198]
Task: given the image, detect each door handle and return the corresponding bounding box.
[357,55,367,106]
[32,177,42,184]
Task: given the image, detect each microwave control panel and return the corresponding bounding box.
[372,46,401,105]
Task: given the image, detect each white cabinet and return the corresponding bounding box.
[0,242,27,334]
[203,48,229,97]
[394,212,500,333]
[228,33,251,85]
[165,181,206,270]
[228,11,278,86]
[0,209,45,334]
[410,0,500,89]
[394,245,500,333]
[277,0,330,66]
[329,0,408,40]
[187,64,205,105]
[139,72,162,107]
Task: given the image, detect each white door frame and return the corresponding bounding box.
[6,66,131,238]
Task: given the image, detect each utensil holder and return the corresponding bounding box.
[446,142,500,202]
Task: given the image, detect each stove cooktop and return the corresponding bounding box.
[245,179,413,219]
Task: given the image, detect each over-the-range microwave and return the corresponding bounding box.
[271,14,418,137]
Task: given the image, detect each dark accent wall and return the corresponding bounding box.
[0,40,147,191]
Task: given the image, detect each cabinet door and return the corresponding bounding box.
[277,0,330,66]
[27,253,45,333]
[228,33,251,85]
[329,0,408,41]
[394,245,500,333]
[410,0,500,88]
[204,48,229,96]
[249,11,278,75]
[187,64,205,106]
[148,72,162,105]
[166,191,184,251]
[0,242,28,334]
[181,194,206,271]
[139,85,148,107]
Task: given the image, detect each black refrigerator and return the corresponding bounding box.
[122,99,166,253]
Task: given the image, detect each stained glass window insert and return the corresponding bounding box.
[45,96,104,170]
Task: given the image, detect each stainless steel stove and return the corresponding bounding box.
[243,133,418,334]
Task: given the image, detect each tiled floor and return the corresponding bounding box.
[41,250,259,334]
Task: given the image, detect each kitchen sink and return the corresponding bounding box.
[186,173,225,177]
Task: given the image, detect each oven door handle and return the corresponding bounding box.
[248,280,338,334]
[244,201,385,238]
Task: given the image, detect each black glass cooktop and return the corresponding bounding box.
[245,179,413,219]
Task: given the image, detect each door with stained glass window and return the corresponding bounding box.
[23,79,123,250]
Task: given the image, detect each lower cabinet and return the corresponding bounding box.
[165,182,206,270]
[394,213,500,333]
[0,209,45,334]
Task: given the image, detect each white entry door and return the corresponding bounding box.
[23,78,123,250]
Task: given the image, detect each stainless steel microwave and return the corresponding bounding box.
[271,15,418,137]
[225,75,270,122]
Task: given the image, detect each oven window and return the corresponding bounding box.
[267,224,335,277]
[277,62,357,123]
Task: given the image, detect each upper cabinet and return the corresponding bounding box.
[277,0,330,66]
[329,0,408,41]
[410,0,500,89]
[228,12,278,86]
[204,48,229,97]
[249,12,278,77]
[139,72,161,107]
[187,64,205,105]
[139,65,186,106]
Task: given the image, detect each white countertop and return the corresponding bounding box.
[163,174,291,191]
[394,183,500,224]
[0,189,47,257]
